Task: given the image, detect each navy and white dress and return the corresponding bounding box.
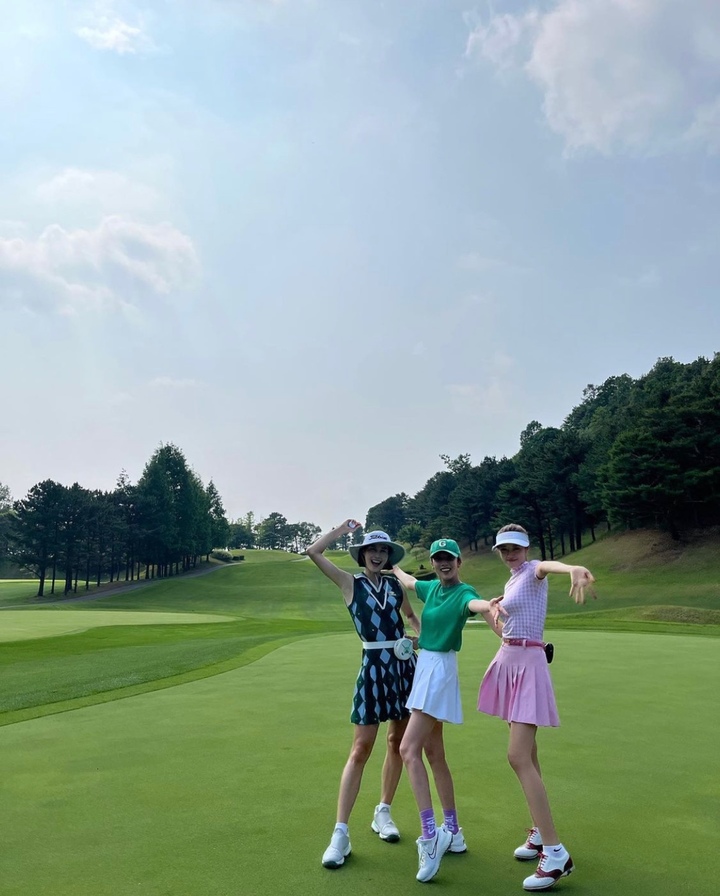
[348,573,416,725]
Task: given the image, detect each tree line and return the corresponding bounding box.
[226,511,322,553]
[3,444,230,597]
[366,355,720,557]
[0,444,330,596]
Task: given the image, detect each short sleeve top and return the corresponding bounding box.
[414,579,479,652]
[499,560,547,641]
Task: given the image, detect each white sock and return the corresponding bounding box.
[335,823,349,835]
[545,843,567,856]
[378,802,391,811]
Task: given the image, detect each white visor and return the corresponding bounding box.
[492,531,530,550]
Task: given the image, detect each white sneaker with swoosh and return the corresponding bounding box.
[415,826,452,882]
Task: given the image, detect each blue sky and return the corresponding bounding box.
[1,0,719,532]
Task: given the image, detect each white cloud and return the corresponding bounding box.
[466,0,720,155]
[35,168,163,218]
[0,216,199,315]
[76,2,156,55]
[464,9,538,70]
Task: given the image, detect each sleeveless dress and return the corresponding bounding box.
[348,573,416,725]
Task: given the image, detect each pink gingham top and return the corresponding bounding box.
[499,560,547,641]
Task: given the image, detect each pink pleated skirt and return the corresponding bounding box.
[478,643,560,727]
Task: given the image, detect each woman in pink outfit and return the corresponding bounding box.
[478,524,596,893]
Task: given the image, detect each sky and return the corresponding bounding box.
[1,0,719,532]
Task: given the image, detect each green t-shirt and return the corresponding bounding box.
[414,579,480,652]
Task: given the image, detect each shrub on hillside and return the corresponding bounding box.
[211,549,234,563]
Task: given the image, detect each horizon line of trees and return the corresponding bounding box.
[366,354,720,558]
[3,354,718,587]
[2,444,231,597]
[0,448,332,596]
[226,511,324,553]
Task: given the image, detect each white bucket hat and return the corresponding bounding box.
[349,530,405,568]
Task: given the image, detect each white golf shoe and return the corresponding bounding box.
[415,826,452,882]
[371,805,400,842]
[321,826,351,869]
[441,823,467,854]
[523,849,574,891]
[514,827,543,860]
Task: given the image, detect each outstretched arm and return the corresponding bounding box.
[536,561,597,604]
[392,565,418,593]
[305,520,360,603]
[467,597,506,637]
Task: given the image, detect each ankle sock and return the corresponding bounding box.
[443,809,459,834]
[420,808,436,839]
[335,823,349,835]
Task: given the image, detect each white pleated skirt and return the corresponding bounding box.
[406,649,463,725]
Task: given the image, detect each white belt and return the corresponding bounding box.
[362,637,415,661]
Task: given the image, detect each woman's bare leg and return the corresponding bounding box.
[399,710,438,811]
[336,724,379,822]
[507,721,558,845]
[380,717,408,804]
[423,721,455,811]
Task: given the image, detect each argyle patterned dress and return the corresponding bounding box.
[348,573,416,725]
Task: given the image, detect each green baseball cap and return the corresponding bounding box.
[429,538,461,558]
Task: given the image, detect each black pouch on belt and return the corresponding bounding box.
[544,642,554,664]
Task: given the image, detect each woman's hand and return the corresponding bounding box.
[568,567,597,604]
[489,595,508,625]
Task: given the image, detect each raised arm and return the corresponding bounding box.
[535,561,597,604]
[305,520,360,603]
[392,565,418,593]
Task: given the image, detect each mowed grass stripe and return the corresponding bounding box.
[0,609,236,642]
[1,630,717,896]
[0,618,345,724]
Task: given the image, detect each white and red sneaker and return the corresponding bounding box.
[514,827,543,860]
[523,848,574,891]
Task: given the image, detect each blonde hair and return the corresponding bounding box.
[496,523,528,536]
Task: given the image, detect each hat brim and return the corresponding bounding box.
[349,541,405,567]
[492,533,530,550]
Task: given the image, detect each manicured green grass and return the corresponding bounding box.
[1,534,718,894]
[1,630,717,896]
[0,579,46,606]
[0,609,235,642]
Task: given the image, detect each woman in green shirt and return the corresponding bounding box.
[393,538,500,883]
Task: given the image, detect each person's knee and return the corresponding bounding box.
[386,729,403,757]
[399,739,421,766]
[349,740,374,766]
[507,748,533,773]
[423,738,445,766]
